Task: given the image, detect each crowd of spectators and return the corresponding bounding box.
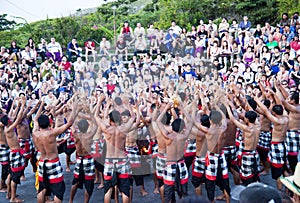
[0,13,299,112]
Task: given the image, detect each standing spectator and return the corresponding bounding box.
[67,38,81,61]
[169,20,182,35]
[99,37,111,56]
[26,37,37,58]
[290,35,300,58]
[37,38,48,62]
[115,36,128,61]
[134,22,146,38]
[46,37,63,62]
[120,21,134,46]
[85,39,96,62]
[134,35,147,56]
[239,16,252,37]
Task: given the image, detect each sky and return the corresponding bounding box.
[1,0,114,23]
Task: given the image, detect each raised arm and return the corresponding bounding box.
[157,102,173,140]
[253,96,281,124]
[7,96,26,132]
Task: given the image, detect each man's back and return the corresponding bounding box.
[34,129,58,160]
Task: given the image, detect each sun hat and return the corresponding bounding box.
[280,162,300,196]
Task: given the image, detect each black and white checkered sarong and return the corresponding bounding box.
[257,131,272,150]
[156,153,166,179]
[10,149,26,172]
[240,150,260,179]
[285,130,300,155]
[268,142,286,167]
[163,159,188,186]
[0,144,9,165]
[74,155,95,180]
[125,146,141,168]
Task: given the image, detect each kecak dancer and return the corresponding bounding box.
[95,98,137,203]
[254,96,289,190]
[69,111,98,203]
[33,95,78,203]
[194,106,230,203]
[156,102,194,203]
[2,96,26,203]
[16,98,40,180]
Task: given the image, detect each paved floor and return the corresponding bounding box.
[0,153,288,203]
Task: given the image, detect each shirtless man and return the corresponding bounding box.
[96,101,136,203]
[56,103,76,172]
[16,99,40,180]
[193,108,230,203]
[0,114,9,192]
[279,89,300,174]
[254,97,289,190]
[219,104,240,185]
[148,103,171,202]
[2,96,26,203]
[69,114,98,203]
[256,99,272,175]
[122,107,148,198]
[156,102,194,203]
[33,97,78,203]
[225,102,261,186]
[191,113,210,196]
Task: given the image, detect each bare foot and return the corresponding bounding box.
[10,197,24,203]
[215,194,226,201]
[6,192,11,199]
[141,190,149,197]
[65,167,71,172]
[20,176,26,181]
[153,188,159,194]
[0,187,7,193]
[97,184,104,189]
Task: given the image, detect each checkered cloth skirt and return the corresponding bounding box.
[91,139,105,158]
[66,129,75,149]
[38,157,64,183]
[285,130,300,155]
[268,142,286,168]
[18,137,34,159]
[156,153,166,179]
[163,159,188,186]
[257,131,272,150]
[103,157,132,180]
[192,156,206,178]
[125,146,141,168]
[205,151,229,181]
[240,150,260,179]
[0,144,10,165]
[10,148,26,172]
[74,155,95,180]
[184,139,196,157]
[222,145,237,165]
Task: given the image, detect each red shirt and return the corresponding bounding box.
[85,41,95,49]
[290,40,300,51]
[59,61,72,71]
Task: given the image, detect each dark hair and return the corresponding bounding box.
[171,118,185,133]
[247,98,257,110]
[77,119,89,133]
[290,92,299,104]
[272,105,284,115]
[38,114,50,129]
[220,104,229,119]
[0,115,9,126]
[114,97,122,105]
[161,112,172,125]
[239,184,282,203]
[209,110,222,124]
[109,110,121,124]
[200,114,210,128]
[245,111,257,123]
[263,99,271,108]
[121,110,131,117]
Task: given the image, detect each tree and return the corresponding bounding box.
[0,14,16,31]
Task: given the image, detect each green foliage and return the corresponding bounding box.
[0,14,16,31]
[0,0,297,49]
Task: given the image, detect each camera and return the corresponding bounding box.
[294,15,298,20]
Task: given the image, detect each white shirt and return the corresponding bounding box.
[73,61,86,72]
[47,42,62,52]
